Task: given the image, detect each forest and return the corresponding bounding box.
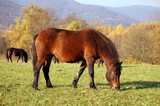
[0,4,160,64]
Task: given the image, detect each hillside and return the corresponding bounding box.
[8,0,137,26]
[1,0,160,29]
[106,5,160,22]
[0,0,21,29]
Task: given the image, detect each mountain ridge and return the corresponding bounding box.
[106,5,160,22]
[0,0,159,29]
[0,0,21,29]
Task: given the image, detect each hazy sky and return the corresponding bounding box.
[75,0,160,7]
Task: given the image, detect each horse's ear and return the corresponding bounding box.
[114,61,123,66]
[120,61,123,65]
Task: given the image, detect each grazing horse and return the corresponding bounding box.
[32,28,122,90]
[6,48,28,63]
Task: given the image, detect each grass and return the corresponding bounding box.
[0,59,160,105]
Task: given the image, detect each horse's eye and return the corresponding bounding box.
[113,72,116,75]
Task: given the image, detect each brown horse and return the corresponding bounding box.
[6,48,28,63]
[32,28,122,90]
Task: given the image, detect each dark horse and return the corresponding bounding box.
[6,48,28,63]
[32,28,122,90]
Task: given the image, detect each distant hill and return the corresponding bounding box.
[8,0,137,26]
[0,0,21,29]
[106,5,160,22]
[1,0,160,30]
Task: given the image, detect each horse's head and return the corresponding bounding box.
[24,58,28,63]
[23,52,28,63]
[106,61,123,90]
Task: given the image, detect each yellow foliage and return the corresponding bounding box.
[5,4,58,53]
[95,22,160,64]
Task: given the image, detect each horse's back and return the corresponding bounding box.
[12,49,21,56]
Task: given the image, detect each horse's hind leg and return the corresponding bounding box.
[6,52,9,62]
[42,55,53,88]
[72,60,87,88]
[33,59,45,90]
[9,54,13,63]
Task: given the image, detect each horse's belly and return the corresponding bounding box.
[53,49,83,62]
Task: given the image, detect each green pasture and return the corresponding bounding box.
[0,60,160,105]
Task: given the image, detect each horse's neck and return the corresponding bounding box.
[101,52,119,70]
[98,35,119,68]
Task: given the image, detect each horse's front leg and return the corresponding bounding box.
[72,60,87,88]
[42,55,53,88]
[86,57,96,89]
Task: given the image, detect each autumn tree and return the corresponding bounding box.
[95,25,109,36]
[0,34,7,54]
[121,22,160,64]
[59,13,87,30]
[22,5,59,35]
[66,21,82,31]
[147,23,160,64]
[5,4,59,53]
[123,25,149,61]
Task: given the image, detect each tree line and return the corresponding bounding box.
[0,4,160,64]
[95,23,160,64]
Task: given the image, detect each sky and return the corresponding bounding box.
[75,0,160,7]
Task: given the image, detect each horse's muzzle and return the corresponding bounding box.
[112,86,120,90]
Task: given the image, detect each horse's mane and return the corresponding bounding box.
[21,49,28,61]
[22,49,28,54]
[94,30,119,63]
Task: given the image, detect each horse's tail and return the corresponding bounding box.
[6,49,9,60]
[32,34,38,70]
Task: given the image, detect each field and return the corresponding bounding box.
[0,59,160,105]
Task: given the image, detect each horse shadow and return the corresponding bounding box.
[42,81,160,90]
[120,81,160,90]
[96,81,160,91]
[52,84,73,88]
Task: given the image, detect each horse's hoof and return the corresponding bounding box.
[72,83,77,88]
[36,88,40,90]
[47,85,53,88]
[73,85,77,88]
[33,87,39,90]
[32,84,39,90]
[72,80,78,88]
[90,86,97,89]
